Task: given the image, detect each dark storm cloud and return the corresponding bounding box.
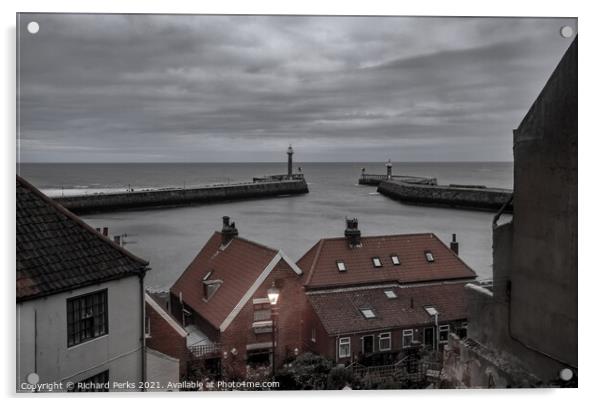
[17,14,576,162]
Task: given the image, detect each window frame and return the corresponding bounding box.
[384,290,397,299]
[371,257,383,268]
[67,289,109,348]
[402,329,414,348]
[390,255,400,265]
[425,251,435,263]
[378,332,392,351]
[336,260,347,272]
[338,337,351,358]
[360,308,376,319]
[439,324,450,343]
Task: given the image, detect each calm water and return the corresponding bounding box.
[19,162,513,290]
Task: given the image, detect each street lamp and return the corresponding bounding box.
[267,282,280,377]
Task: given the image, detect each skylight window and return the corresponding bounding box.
[360,309,376,319]
[391,255,400,265]
[336,260,347,272]
[384,290,397,299]
[425,251,435,263]
[372,257,383,268]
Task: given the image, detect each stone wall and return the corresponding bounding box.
[377,181,512,212]
[53,179,309,214]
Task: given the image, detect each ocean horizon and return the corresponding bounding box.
[18,161,512,290]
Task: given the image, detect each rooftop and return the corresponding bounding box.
[16,176,149,302]
[171,231,301,331]
[307,282,470,335]
[298,232,476,289]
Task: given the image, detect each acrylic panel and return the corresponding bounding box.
[16,13,577,392]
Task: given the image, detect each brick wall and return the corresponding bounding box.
[145,301,189,377]
[220,259,308,377]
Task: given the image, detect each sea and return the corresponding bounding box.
[18,162,513,291]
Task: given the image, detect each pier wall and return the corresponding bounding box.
[54,180,308,214]
[377,181,512,212]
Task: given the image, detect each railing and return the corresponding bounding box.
[253,174,305,182]
[346,357,442,386]
[359,174,438,185]
[189,343,222,359]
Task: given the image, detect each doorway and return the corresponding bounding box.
[362,335,374,354]
[424,327,435,348]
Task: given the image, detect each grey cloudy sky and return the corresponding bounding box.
[17,14,576,162]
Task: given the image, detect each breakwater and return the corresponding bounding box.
[54,179,309,214]
[358,174,437,186]
[377,180,513,212]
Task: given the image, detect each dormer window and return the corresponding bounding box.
[372,257,383,268]
[336,260,347,272]
[425,251,435,263]
[203,280,222,301]
[390,255,400,265]
[360,308,376,319]
[384,290,397,299]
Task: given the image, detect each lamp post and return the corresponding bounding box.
[267,282,280,377]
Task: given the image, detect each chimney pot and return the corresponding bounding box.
[221,216,238,246]
[450,233,459,255]
[102,227,108,237]
[344,217,361,248]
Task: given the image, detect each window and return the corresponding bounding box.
[360,308,376,319]
[252,320,273,334]
[69,370,109,392]
[425,251,435,263]
[253,307,272,334]
[67,290,108,347]
[372,257,383,268]
[402,329,413,348]
[439,325,450,343]
[339,337,351,358]
[253,309,271,322]
[336,260,347,272]
[378,332,391,351]
[203,280,221,300]
[145,315,151,338]
[391,255,400,265]
[384,290,397,299]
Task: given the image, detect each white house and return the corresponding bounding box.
[16,176,149,392]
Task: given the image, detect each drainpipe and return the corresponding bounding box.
[138,268,148,391]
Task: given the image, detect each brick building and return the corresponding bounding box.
[298,219,476,365]
[145,293,189,377]
[170,216,305,378]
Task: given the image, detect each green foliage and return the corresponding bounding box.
[326,366,355,390]
[275,352,334,390]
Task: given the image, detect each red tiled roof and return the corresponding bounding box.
[170,232,279,330]
[307,282,470,335]
[299,233,476,289]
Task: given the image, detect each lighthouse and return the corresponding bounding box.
[386,159,393,180]
[287,145,294,178]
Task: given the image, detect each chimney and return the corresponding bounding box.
[344,217,361,248]
[102,227,108,237]
[450,233,459,255]
[113,235,121,246]
[221,216,238,246]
